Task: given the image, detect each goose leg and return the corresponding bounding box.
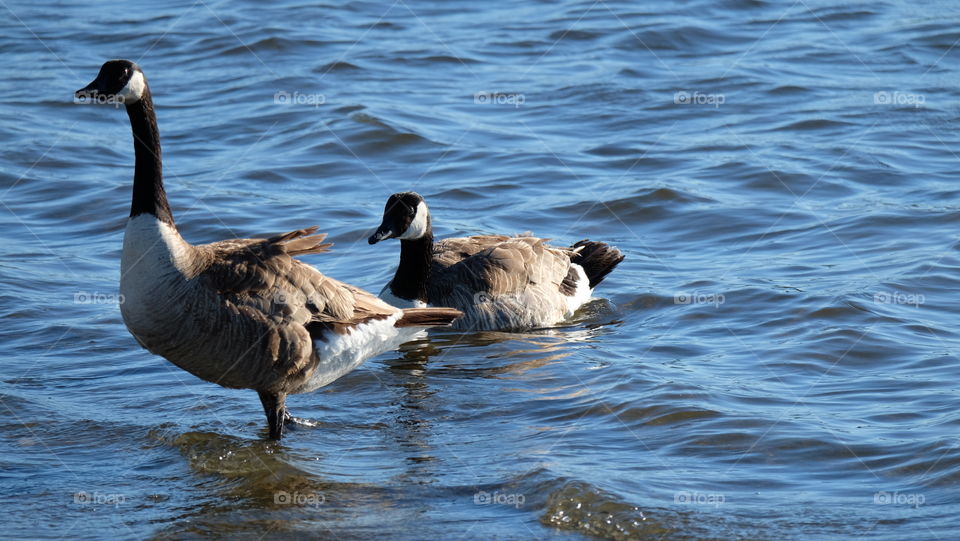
[258,390,287,440]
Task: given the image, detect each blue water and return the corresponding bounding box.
[1,0,959,538]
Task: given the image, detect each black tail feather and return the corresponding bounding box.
[570,240,624,289]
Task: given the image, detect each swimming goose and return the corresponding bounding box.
[75,60,461,439]
[368,192,624,331]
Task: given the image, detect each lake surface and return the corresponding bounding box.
[1,0,959,538]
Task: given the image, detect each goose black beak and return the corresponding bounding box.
[75,79,103,100]
[368,223,397,244]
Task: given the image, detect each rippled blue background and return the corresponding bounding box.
[1,0,959,538]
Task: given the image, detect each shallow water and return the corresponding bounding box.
[2,0,959,539]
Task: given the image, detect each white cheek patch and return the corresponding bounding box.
[116,70,146,104]
[398,201,430,240]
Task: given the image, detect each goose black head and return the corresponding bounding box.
[369,192,431,244]
[75,59,147,106]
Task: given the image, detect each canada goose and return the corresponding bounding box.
[75,60,461,440]
[368,192,624,331]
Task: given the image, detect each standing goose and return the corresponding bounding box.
[75,60,461,440]
[368,192,624,331]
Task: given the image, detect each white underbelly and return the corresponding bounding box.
[295,312,421,393]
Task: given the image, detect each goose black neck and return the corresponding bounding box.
[390,233,433,303]
[125,88,173,226]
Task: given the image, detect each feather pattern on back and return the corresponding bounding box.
[424,235,581,330]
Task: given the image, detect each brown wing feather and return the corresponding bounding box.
[434,236,572,296]
[433,235,512,268]
[269,226,334,256]
[190,227,398,390]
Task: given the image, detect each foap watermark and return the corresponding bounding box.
[274,90,326,108]
[874,91,925,108]
[873,291,924,307]
[74,93,126,108]
[273,291,296,306]
[472,291,525,306]
[674,291,725,308]
[874,491,924,508]
[474,490,525,508]
[274,291,331,306]
[73,491,126,507]
[474,91,525,108]
[74,291,125,305]
[674,491,724,508]
[674,90,725,108]
[274,490,325,508]
[473,292,494,306]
